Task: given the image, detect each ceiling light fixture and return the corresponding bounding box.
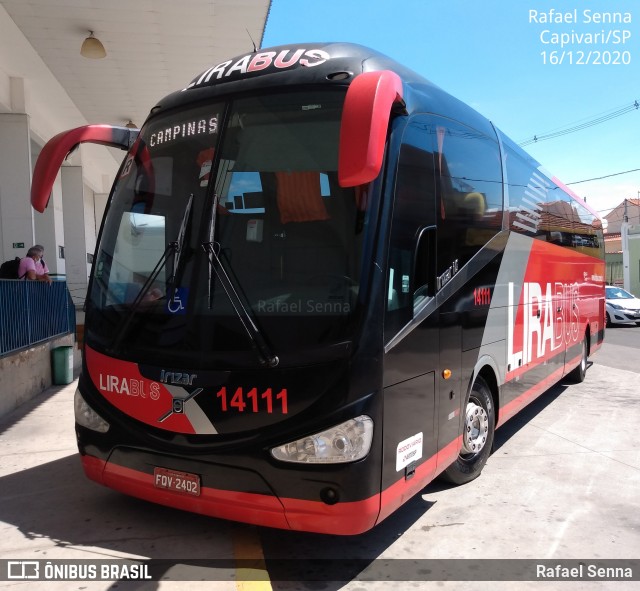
[80,31,106,59]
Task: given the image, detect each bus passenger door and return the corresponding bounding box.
[382,229,440,499]
[381,114,440,504]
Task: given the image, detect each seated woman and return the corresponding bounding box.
[18,245,52,284]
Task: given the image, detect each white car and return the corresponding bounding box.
[605,286,640,327]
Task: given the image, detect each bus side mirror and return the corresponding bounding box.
[31,125,139,212]
[338,70,404,188]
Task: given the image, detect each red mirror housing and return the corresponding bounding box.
[338,70,404,188]
[31,125,138,212]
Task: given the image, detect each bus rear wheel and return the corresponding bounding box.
[567,337,587,383]
[441,376,495,485]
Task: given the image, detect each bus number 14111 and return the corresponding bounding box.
[474,287,492,306]
[216,387,288,414]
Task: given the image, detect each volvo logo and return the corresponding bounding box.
[158,388,203,423]
[159,370,198,386]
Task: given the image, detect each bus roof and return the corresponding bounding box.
[147,42,601,221]
[183,42,426,91]
[151,42,494,138]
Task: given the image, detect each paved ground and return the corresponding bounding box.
[0,328,638,590]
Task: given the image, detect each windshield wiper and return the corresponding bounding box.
[202,241,279,368]
[202,192,278,367]
[168,193,193,290]
[109,196,194,352]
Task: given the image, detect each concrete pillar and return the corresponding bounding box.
[0,112,34,261]
[62,166,89,307]
[10,76,27,113]
[33,160,66,277]
[83,184,99,282]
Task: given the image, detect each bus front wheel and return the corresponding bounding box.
[441,376,495,485]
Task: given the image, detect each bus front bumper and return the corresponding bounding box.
[80,454,380,535]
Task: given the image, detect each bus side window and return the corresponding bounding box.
[435,119,502,275]
[504,144,548,239]
[542,184,602,257]
[503,141,604,259]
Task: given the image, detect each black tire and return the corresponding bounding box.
[441,376,495,485]
[606,312,612,328]
[567,337,587,383]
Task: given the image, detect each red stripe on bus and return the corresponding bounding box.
[82,455,291,530]
[80,437,464,535]
[498,351,582,427]
[82,454,378,534]
[85,346,196,434]
[377,436,461,524]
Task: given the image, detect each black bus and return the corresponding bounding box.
[31,43,605,534]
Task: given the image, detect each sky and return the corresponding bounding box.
[262,0,639,218]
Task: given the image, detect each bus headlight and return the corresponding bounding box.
[271,415,373,464]
[74,388,110,433]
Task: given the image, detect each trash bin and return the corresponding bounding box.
[52,346,74,385]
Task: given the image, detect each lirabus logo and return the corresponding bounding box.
[507,281,580,371]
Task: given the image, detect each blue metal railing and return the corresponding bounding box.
[0,279,75,357]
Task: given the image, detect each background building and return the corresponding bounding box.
[604,198,640,294]
[0,0,271,306]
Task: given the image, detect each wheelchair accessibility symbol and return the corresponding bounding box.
[167,287,188,315]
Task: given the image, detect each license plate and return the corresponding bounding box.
[153,467,201,496]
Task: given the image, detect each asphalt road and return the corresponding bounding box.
[597,324,640,372]
[0,329,638,590]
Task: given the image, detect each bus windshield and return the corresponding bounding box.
[88,90,371,367]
